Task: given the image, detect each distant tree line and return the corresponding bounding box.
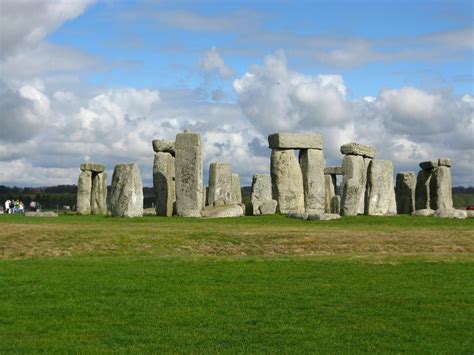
[1,185,473,210]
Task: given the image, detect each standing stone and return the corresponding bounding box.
[395,172,416,214]
[358,157,371,214]
[324,174,337,213]
[340,155,365,216]
[110,163,143,217]
[271,149,305,214]
[430,166,453,209]
[299,149,325,213]
[153,152,176,217]
[251,174,273,215]
[231,174,242,204]
[175,132,203,217]
[366,160,397,216]
[91,172,107,215]
[208,163,232,206]
[415,169,432,210]
[76,170,92,215]
[331,195,341,214]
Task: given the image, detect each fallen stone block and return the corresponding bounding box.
[307,213,341,221]
[268,133,323,150]
[434,208,467,219]
[152,139,175,156]
[201,205,243,218]
[466,210,474,218]
[288,212,309,220]
[411,209,435,217]
[80,163,105,173]
[340,143,376,158]
[25,211,58,217]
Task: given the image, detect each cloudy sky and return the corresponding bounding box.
[0,0,472,187]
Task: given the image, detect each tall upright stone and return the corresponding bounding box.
[208,163,232,206]
[91,172,107,215]
[231,173,242,204]
[175,132,203,217]
[270,149,305,214]
[110,163,143,217]
[299,149,325,213]
[251,174,275,215]
[430,166,453,209]
[395,172,416,214]
[366,160,397,216]
[153,152,176,217]
[358,157,372,214]
[415,169,433,210]
[324,174,337,213]
[77,170,92,215]
[340,155,365,216]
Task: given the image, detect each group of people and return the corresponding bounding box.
[4,200,25,214]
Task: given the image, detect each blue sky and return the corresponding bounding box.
[0,0,473,187]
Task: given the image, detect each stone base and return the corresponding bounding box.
[411,209,435,217]
[434,209,467,219]
[201,205,244,218]
[25,211,58,217]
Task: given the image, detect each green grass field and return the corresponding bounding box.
[1,214,473,352]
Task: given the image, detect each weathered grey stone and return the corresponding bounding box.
[340,155,365,216]
[324,166,343,175]
[430,166,453,210]
[110,163,143,218]
[358,157,371,214]
[419,160,438,170]
[340,143,376,158]
[438,158,451,167]
[250,174,273,215]
[203,186,208,207]
[208,163,232,206]
[299,149,325,213]
[231,173,242,204]
[259,200,277,215]
[91,172,107,215]
[415,169,433,210]
[271,149,305,214]
[411,209,435,217]
[434,208,467,219]
[466,210,474,218]
[268,133,323,150]
[80,163,105,173]
[366,160,397,216]
[25,211,58,217]
[324,174,337,213]
[288,212,309,220]
[153,152,176,217]
[152,139,175,156]
[201,205,243,218]
[331,195,341,214]
[175,132,203,217]
[307,213,341,221]
[395,171,416,214]
[143,207,157,216]
[76,170,92,215]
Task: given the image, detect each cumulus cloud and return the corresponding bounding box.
[199,47,234,79]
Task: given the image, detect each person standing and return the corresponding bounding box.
[4,200,11,214]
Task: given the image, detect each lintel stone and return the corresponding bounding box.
[324,166,343,175]
[340,143,376,158]
[438,158,451,167]
[80,163,105,173]
[419,160,438,170]
[268,133,323,150]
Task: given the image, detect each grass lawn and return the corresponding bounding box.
[1,214,473,352]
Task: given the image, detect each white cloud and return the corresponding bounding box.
[199,47,234,79]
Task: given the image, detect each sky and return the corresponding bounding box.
[0,0,473,187]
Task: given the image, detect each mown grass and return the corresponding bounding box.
[1,214,473,352]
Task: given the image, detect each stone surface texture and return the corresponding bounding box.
[307,213,341,221]
[395,171,416,214]
[419,160,438,169]
[340,155,365,216]
[324,166,343,175]
[110,163,144,218]
[175,132,203,217]
[438,158,451,167]
[76,170,92,215]
[250,174,273,215]
[25,211,59,217]
[299,148,325,213]
[80,163,105,173]
[366,160,397,216]
[231,174,242,204]
[331,195,341,214]
[340,143,376,158]
[430,166,453,210]
[288,212,309,220]
[91,172,107,215]
[152,139,175,156]
[434,208,467,219]
[324,174,336,213]
[357,157,371,214]
[208,163,232,206]
[201,205,243,218]
[271,149,305,214]
[415,169,433,210]
[153,152,176,217]
[411,209,435,217]
[268,133,323,149]
[259,200,278,215]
